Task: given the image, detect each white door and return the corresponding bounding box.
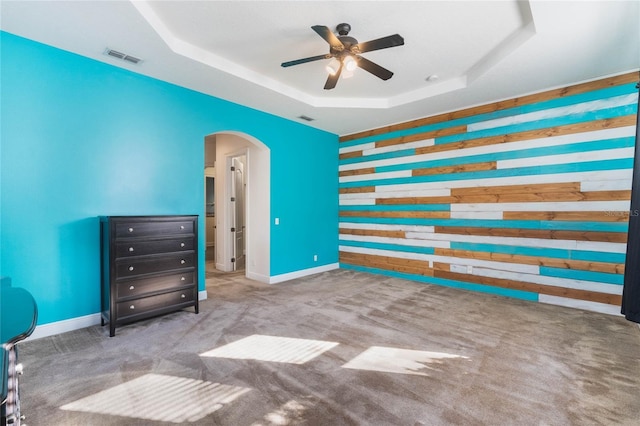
[231,156,246,270]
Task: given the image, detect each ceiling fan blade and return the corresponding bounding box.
[324,62,343,90]
[312,25,344,51]
[356,56,394,80]
[354,34,404,53]
[281,54,332,67]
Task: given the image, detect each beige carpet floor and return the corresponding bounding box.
[17,268,640,425]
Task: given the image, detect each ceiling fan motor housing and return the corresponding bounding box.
[336,23,351,35]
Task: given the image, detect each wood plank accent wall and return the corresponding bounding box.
[338,72,639,315]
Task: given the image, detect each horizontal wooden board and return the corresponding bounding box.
[339,228,406,239]
[413,161,497,177]
[433,270,622,305]
[340,251,434,277]
[339,72,638,141]
[340,187,376,194]
[340,211,451,219]
[377,196,456,205]
[451,182,581,196]
[374,125,467,149]
[339,167,376,177]
[434,226,628,243]
[414,115,637,156]
[434,248,625,274]
[339,151,363,160]
[503,211,630,223]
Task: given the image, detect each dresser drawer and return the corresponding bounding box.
[116,272,195,300]
[116,287,197,321]
[115,252,195,278]
[114,220,194,238]
[115,237,195,258]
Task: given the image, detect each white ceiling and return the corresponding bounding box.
[1,1,638,136]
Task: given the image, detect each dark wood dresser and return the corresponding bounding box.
[100,215,199,337]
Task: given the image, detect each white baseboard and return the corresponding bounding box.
[246,270,270,283]
[269,262,339,284]
[26,313,102,341]
[27,290,208,341]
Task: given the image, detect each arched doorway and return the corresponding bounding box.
[204,132,270,282]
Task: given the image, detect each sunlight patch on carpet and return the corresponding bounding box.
[342,346,469,376]
[200,334,339,364]
[60,373,251,423]
[251,400,307,426]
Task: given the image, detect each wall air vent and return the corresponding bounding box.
[104,48,142,65]
[298,115,315,122]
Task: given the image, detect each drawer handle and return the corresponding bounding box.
[129,266,134,271]
[180,259,186,265]
[129,305,135,310]
[180,225,185,230]
[128,227,134,233]
[129,285,135,290]
[128,247,134,252]
[180,242,185,248]
[180,276,186,281]
[181,294,186,299]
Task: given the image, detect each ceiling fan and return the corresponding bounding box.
[281,23,404,90]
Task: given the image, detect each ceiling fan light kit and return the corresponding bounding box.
[281,23,404,90]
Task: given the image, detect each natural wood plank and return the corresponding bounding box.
[433,262,450,272]
[340,211,450,219]
[453,190,631,204]
[340,72,638,141]
[451,182,581,196]
[340,251,434,277]
[414,115,637,156]
[374,125,467,149]
[340,187,376,194]
[433,270,622,305]
[339,228,406,239]
[503,211,630,223]
[434,226,628,243]
[434,248,625,274]
[339,151,363,160]
[339,167,376,177]
[413,161,496,177]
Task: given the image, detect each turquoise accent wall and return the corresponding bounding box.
[0,32,338,325]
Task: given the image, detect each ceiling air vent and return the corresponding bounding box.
[298,115,315,122]
[104,48,142,65]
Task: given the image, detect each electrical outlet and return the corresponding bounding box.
[313,254,318,262]
[275,217,279,225]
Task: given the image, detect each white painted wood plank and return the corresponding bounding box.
[339,245,430,262]
[375,169,633,193]
[340,170,411,183]
[339,223,436,233]
[538,294,622,316]
[580,179,632,191]
[407,230,627,253]
[339,233,452,249]
[339,199,377,206]
[450,211,504,219]
[498,147,634,169]
[339,142,376,154]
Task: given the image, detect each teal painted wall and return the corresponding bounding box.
[0,32,338,325]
